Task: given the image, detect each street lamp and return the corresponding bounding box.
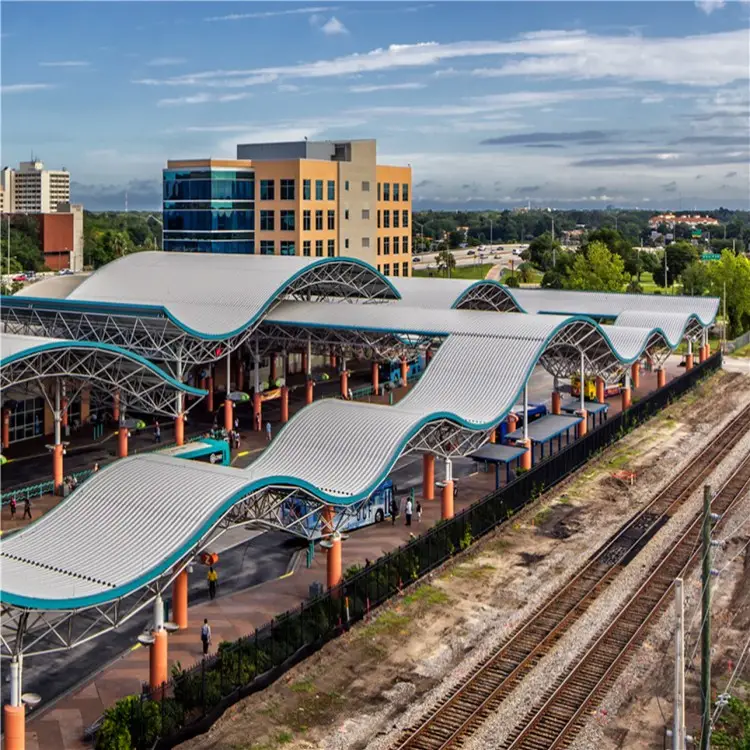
[146,214,163,250]
[413,220,425,254]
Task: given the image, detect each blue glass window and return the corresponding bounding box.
[260,240,275,255]
[327,180,335,200]
[280,240,296,256]
[280,179,295,200]
[164,209,254,232]
[315,180,323,200]
[260,210,275,231]
[260,180,275,200]
[280,210,295,231]
[303,179,311,200]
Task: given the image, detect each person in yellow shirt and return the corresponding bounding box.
[207,566,218,600]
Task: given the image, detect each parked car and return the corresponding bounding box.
[12,274,27,282]
[467,250,476,256]
[58,268,74,276]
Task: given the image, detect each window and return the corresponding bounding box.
[303,240,311,257]
[315,180,323,200]
[303,179,311,200]
[393,183,400,201]
[383,237,390,255]
[377,183,381,200]
[327,180,335,200]
[327,239,335,257]
[280,240,295,255]
[280,179,295,200]
[260,240,275,255]
[393,236,400,254]
[377,264,381,272]
[403,235,409,254]
[315,210,323,231]
[345,238,349,249]
[327,210,335,230]
[377,237,381,255]
[383,263,390,276]
[383,182,390,201]
[344,209,349,220]
[315,239,323,257]
[402,183,409,201]
[377,210,381,228]
[393,211,400,228]
[402,210,409,228]
[280,210,295,231]
[402,261,409,277]
[362,180,370,192]
[303,210,311,231]
[383,210,390,229]
[362,209,370,220]
[393,263,400,277]
[260,210,275,231]
[345,180,350,191]
[260,179,275,200]
[362,237,370,248]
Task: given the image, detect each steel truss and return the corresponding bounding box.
[0,347,195,417]
[0,260,397,375]
[453,283,523,313]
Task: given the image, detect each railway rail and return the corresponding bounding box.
[390,404,750,750]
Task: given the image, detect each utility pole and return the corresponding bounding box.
[551,213,556,267]
[664,247,669,295]
[700,485,713,750]
[722,282,727,350]
[673,577,686,750]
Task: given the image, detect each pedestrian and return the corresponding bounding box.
[348,387,353,401]
[234,416,239,431]
[234,431,240,450]
[154,420,161,444]
[390,496,398,525]
[201,618,212,656]
[207,566,218,600]
[265,421,272,442]
[416,500,422,523]
[9,496,16,519]
[22,498,31,520]
[93,462,100,473]
[405,497,413,526]
[255,412,262,432]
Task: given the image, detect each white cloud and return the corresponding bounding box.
[321,16,348,35]
[157,92,252,107]
[641,95,664,104]
[38,60,88,67]
[205,6,336,22]
[277,83,301,93]
[1,83,55,94]
[147,57,187,67]
[695,0,725,14]
[349,82,425,93]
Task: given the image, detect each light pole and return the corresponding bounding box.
[489,218,493,251]
[146,214,163,250]
[414,220,425,254]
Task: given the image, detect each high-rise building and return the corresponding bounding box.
[1,160,71,214]
[162,139,412,275]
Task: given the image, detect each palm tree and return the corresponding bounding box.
[436,245,456,278]
[110,232,128,258]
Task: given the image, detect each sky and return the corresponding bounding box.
[2,1,749,211]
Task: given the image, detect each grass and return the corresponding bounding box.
[412,263,494,280]
[450,563,497,580]
[402,584,450,607]
[533,507,552,525]
[607,448,638,470]
[290,679,316,694]
[358,609,412,639]
[731,342,750,358]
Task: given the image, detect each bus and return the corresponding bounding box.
[379,355,426,386]
[281,479,395,539]
[158,438,231,466]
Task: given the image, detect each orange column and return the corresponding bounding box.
[330,352,337,369]
[326,536,342,590]
[422,453,435,500]
[118,424,128,458]
[61,398,69,430]
[149,629,168,691]
[577,409,588,438]
[441,480,454,520]
[630,362,640,389]
[621,386,631,411]
[172,570,188,630]
[657,368,666,388]
[224,398,233,431]
[175,414,184,446]
[2,408,10,449]
[551,390,561,415]
[253,393,262,431]
[400,358,408,386]
[595,377,605,404]
[53,442,64,492]
[489,428,496,444]
[306,379,314,405]
[280,386,289,423]
[699,344,708,363]
[270,354,277,385]
[112,391,120,422]
[506,413,518,435]
[3,705,25,750]
[340,369,349,399]
[372,362,379,395]
[302,351,308,376]
[685,353,694,371]
[519,438,532,470]
[206,375,214,412]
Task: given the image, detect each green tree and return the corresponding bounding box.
[524,232,562,272]
[706,250,750,338]
[680,261,711,296]
[626,279,644,294]
[712,696,750,749]
[435,246,456,277]
[584,227,639,277]
[448,230,463,248]
[563,241,629,292]
[652,241,700,287]
[516,262,535,283]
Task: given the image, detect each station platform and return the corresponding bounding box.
[468,443,527,488]
[505,414,583,465]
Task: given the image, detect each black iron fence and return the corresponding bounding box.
[103,353,722,750]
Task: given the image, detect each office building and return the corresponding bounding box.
[163,139,412,275]
[39,203,84,271]
[1,159,71,214]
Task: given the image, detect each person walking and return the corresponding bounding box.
[154,421,161,444]
[207,566,218,600]
[9,496,16,519]
[22,498,32,520]
[405,497,413,527]
[416,499,422,523]
[234,416,239,431]
[390,496,398,525]
[93,462,100,473]
[200,618,212,656]
[265,421,272,442]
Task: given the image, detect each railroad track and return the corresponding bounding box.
[502,450,750,750]
[390,404,750,750]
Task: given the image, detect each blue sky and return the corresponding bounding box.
[2,1,749,211]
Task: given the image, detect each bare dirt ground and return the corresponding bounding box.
[179,370,750,750]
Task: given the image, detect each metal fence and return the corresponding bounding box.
[103,353,723,749]
[726,330,750,353]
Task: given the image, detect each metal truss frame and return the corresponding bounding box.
[0,347,195,418]
[0,260,397,375]
[453,283,523,313]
